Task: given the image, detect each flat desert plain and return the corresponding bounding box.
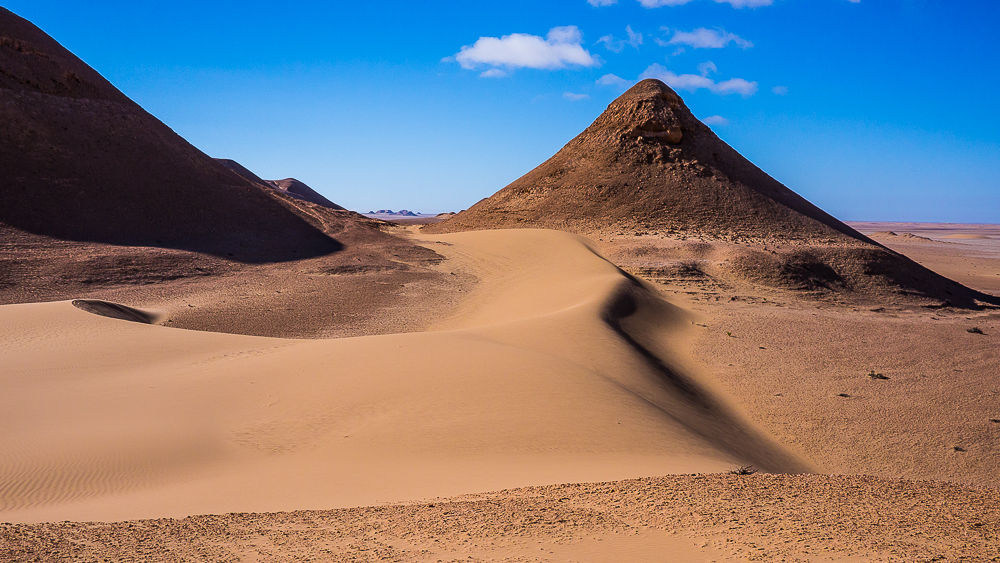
[2,223,999,562]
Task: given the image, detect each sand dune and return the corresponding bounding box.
[945,233,991,239]
[2,225,998,560]
[2,7,997,560]
[70,299,160,324]
[0,229,805,523]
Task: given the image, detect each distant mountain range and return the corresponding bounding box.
[367,210,421,217]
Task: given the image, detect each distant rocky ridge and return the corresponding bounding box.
[272,178,345,210]
[869,231,939,243]
[215,159,345,210]
[367,210,421,217]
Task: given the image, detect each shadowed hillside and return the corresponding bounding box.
[216,159,345,210]
[0,8,339,263]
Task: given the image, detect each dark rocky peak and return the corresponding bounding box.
[586,79,698,146]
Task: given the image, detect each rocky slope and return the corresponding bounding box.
[427,79,997,308]
[0,8,337,263]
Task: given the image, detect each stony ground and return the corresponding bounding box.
[3,473,998,562]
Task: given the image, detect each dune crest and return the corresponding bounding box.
[71,299,159,324]
[0,229,806,523]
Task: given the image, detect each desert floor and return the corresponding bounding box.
[1,223,998,561]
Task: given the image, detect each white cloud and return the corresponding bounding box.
[596,73,634,89]
[638,0,695,6]
[453,26,599,71]
[588,0,618,5]
[697,61,718,76]
[480,68,509,78]
[719,0,773,6]
[714,78,757,96]
[597,25,643,53]
[638,0,773,7]
[848,0,860,3]
[702,115,729,126]
[772,85,789,95]
[627,25,644,46]
[668,28,752,49]
[564,92,591,101]
[640,63,758,96]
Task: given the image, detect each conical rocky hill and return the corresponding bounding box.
[427,79,996,307]
[0,8,338,262]
[426,79,868,243]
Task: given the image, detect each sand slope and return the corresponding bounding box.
[0,229,805,523]
[852,222,1000,296]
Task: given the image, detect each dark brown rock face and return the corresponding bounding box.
[270,178,345,210]
[215,159,346,211]
[0,8,339,262]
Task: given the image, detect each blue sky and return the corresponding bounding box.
[7,0,999,221]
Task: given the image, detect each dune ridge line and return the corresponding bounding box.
[1,229,806,523]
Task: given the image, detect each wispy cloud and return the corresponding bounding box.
[717,0,774,6]
[596,73,634,89]
[479,68,509,78]
[638,0,773,7]
[595,0,853,7]
[772,85,789,95]
[637,0,695,5]
[451,26,599,71]
[640,63,758,96]
[667,28,752,49]
[702,115,729,126]
[563,92,591,101]
[597,25,643,53]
